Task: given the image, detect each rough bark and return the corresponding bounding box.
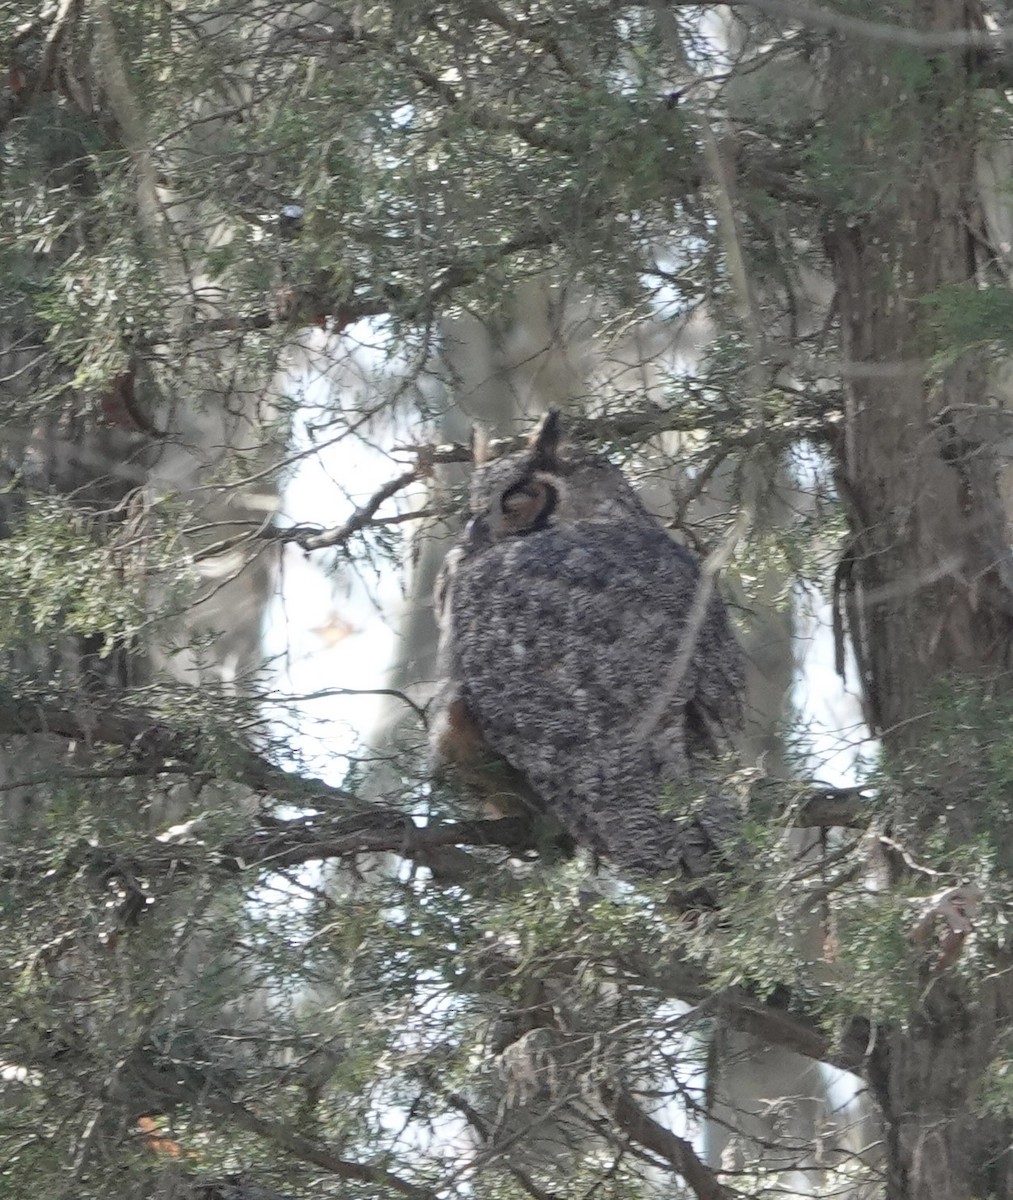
[828,3,1013,740]
[825,3,1013,1195]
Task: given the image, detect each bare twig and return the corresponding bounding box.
[187,403,828,566]
[274,468,420,552]
[193,469,421,560]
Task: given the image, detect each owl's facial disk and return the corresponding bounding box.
[499,476,558,534]
[477,472,556,540]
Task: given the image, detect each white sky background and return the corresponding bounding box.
[263,325,419,784]
[793,586,876,788]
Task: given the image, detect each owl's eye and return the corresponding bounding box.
[500,479,557,533]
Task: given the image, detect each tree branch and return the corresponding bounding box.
[209,1096,442,1200]
[618,948,871,1076]
[398,401,832,482]
[1,687,873,1083]
[730,0,1013,51]
[602,1084,734,1200]
[187,403,835,562]
[441,1089,566,1200]
[193,469,422,560]
[0,688,364,813]
[137,206,607,344]
[0,687,875,882]
[0,688,539,884]
[130,812,534,878]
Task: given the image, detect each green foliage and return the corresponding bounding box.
[1,1,1012,1197]
[979,1035,1013,1120]
[921,284,1013,360]
[0,499,151,651]
[887,681,1013,874]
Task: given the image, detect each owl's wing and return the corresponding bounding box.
[444,520,742,877]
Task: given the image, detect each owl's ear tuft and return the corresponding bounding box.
[470,424,491,466]
[529,409,562,467]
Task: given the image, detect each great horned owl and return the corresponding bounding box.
[431,411,743,878]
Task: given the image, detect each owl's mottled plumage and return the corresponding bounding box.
[432,411,742,878]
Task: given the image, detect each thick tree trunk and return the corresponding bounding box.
[867,974,1013,1200]
[830,4,1012,739]
[825,3,1013,1196]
